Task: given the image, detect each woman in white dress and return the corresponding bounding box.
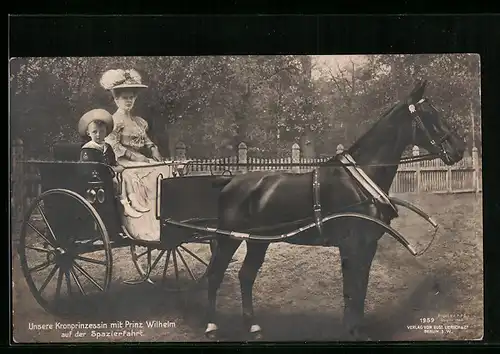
[100,69,174,241]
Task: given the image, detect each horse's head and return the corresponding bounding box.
[403,80,466,165]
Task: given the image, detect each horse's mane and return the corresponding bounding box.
[346,100,405,154]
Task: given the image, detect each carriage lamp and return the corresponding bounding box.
[86,169,106,204]
[85,187,106,204]
[86,188,97,203]
[96,188,106,203]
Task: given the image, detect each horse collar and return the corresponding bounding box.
[338,153,399,220]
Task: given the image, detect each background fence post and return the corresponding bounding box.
[238,142,248,173]
[472,146,479,195]
[413,145,421,193]
[12,138,25,224]
[292,143,300,173]
[175,141,187,160]
[446,164,452,193]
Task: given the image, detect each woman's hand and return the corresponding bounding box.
[125,149,150,163]
[151,146,163,162]
[137,155,150,163]
[113,165,125,173]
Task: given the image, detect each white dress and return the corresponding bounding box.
[105,110,174,241]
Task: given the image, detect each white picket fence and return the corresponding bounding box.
[175,142,482,195]
[10,140,482,225]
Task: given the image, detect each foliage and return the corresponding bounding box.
[9,54,481,159]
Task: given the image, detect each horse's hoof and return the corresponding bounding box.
[205,323,218,340]
[250,331,263,341]
[249,324,263,341]
[205,330,217,340]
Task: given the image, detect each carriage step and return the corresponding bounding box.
[72,233,132,246]
[74,239,103,246]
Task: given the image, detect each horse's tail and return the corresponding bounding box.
[212,175,233,189]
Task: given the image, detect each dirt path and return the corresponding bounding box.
[12,193,483,342]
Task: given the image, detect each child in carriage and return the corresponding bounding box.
[78,108,150,218]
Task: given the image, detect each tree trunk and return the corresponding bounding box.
[234,83,251,147]
[300,128,315,158]
[299,56,315,158]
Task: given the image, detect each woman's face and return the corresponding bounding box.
[114,90,137,112]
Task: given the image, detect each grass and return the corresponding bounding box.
[11,193,483,342]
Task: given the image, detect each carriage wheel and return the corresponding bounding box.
[128,238,216,292]
[17,189,112,316]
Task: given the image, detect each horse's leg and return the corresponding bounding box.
[338,230,378,341]
[205,236,242,339]
[238,241,270,340]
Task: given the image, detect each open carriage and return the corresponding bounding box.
[17,143,230,316]
[18,142,441,317]
[15,80,468,342]
[23,128,458,323]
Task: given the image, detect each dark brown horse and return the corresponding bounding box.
[204,81,466,340]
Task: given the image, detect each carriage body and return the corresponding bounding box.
[17,143,218,316]
[30,143,225,248]
[159,175,226,247]
[35,151,125,246]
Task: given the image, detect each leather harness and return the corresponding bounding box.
[310,98,442,238]
[312,168,323,238]
[311,152,399,238]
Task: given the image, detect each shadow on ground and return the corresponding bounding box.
[19,267,459,342]
[12,194,481,342]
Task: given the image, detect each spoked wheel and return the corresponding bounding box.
[127,238,216,292]
[17,189,112,316]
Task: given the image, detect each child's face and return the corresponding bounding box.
[87,121,107,144]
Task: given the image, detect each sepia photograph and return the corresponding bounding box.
[10,54,482,342]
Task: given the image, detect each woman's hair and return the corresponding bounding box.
[111,88,139,99]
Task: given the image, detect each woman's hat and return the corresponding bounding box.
[99,69,148,91]
[78,109,114,137]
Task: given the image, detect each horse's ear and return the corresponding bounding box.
[407,80,427,104]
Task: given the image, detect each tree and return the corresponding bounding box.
[10,54,480,159]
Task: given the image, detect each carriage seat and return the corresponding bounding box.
[50,142,116,193]
[52,142,84,162]
[52,143,154,162]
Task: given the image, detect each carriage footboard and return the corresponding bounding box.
[164,213,420,257]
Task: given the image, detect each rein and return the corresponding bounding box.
[127,153,438,171]
[399,153,441,165]
[415,226,439,257]
[20,153,439,170]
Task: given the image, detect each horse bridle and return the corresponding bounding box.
[408,98,452,161]
[308,99,451,251]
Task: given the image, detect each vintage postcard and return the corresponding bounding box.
[10,54,483,342]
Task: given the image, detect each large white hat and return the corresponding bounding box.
[99,69,148,91]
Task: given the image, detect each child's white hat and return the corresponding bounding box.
[78,108,114,137]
